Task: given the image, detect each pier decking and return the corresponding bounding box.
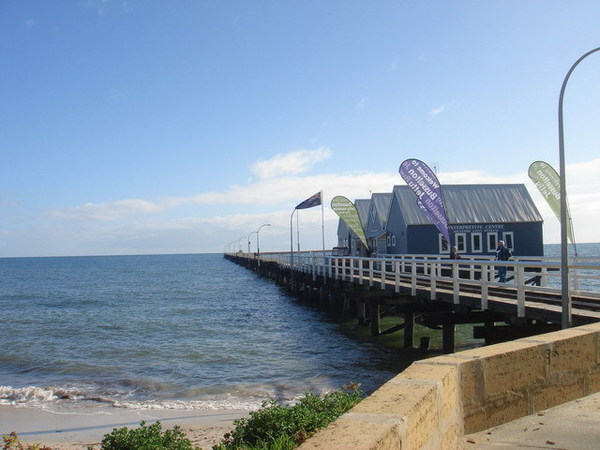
[225,251,600,352]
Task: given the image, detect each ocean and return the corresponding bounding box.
[1,244,598,414]
[0,253,409,413]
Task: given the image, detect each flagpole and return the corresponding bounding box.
[321,190,325,252]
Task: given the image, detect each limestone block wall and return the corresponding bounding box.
[299,322,600,449]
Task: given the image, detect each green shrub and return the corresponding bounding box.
[2,432,52,450]
[214,383,363,450]
[100,421,200,450]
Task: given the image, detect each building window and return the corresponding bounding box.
[391,234,396,246]
[455,233,466,253]
[487,232,498,252]
[439,234,449,253]
[387,235,391,247]
[503,232,514,251]
[471,232,483,253]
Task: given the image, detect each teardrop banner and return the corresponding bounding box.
[528,160,575,243]
[331,196,370,250]
[399,158,451,245]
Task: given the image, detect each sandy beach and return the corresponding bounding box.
[1,405,249,449]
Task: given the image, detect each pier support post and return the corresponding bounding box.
[442,323,455,354]
[357,300,366,325]
[329,291,336,307]
[369,301,380,336]
[404,312,415,348]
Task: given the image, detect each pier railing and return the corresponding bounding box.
[229,251,600,320]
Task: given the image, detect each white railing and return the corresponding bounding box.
[230,251,600,319]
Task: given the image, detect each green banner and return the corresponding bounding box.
[331,196,369,250]
[528,161,574,243]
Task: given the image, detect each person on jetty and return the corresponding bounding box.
[495,240,512,282]
[450,246,461,260]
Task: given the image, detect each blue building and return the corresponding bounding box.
[336,199,371,256]
[385,184,544,256]
[365,193,393,256]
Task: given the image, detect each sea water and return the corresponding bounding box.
[1,244,597,413]
[0,253,409,413]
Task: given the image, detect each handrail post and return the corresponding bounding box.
[359,258,364,284]
[540,265,548,287]
[517,264,526,317]
[395,260,400,293]
[481,262,489,310]
[453,261,460,304]
[411,260,417,296]
[369,260,374,287]
[430,261,437,300]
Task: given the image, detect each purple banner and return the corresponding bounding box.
[399,159,451,245]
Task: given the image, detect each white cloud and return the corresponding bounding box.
[8,154,600,256]
[354,97,369,110]
[427,105,445,121]
[250,148,332,179]
[49,199,165,221]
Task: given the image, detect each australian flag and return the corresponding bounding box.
[295,191,322,210]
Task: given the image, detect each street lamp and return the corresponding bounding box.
[557,46,600,329]
[237,236,247,253]
[256,223,271,258]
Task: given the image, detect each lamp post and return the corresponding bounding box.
[237,236,247,253]
[558,46,600,329]
[256,223,271,258]
[248,231,258,252]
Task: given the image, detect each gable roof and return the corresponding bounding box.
[354,199,371,228]
[366,193,393,238]
[336,199,371,239]
[392,184,543,225]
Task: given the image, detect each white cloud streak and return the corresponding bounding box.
[427,105,445,121]
[354,97,369,110]
[250,148,332,179]
[9,153,600,256]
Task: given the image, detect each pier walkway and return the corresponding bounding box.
[226,251,600,350]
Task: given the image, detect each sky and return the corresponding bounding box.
[1,1,600,257]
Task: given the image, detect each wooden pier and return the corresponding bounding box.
[224,251,600,353]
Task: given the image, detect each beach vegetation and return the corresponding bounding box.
[213,383,363,450]
[2,432,52,450]
[100,421,200,450]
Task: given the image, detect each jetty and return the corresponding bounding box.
[225,250,600,448]
[225,250,600,353]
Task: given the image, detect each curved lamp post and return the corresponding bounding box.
[248,232,257,252]
[558,46,600,329]
[256,223,271,257]
[237,235,247,253]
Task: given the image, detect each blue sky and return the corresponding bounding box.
[1,1,600,257]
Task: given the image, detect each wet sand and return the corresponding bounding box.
[0,405,249,449]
